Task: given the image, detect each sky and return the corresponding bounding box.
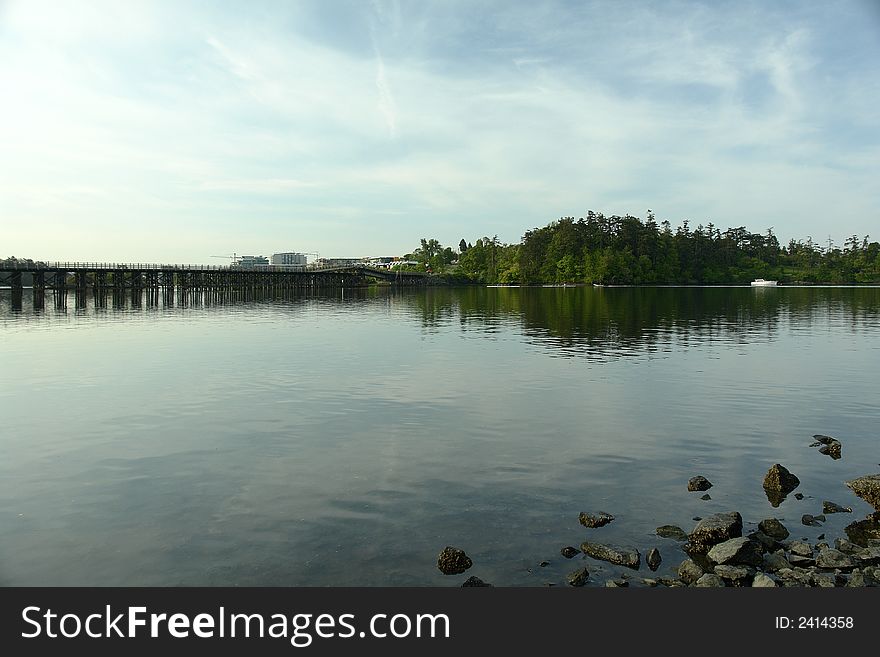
[1,0,879,263]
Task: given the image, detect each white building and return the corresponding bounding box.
[271,252,308,266]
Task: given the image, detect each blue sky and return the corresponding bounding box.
[1,0,879,262]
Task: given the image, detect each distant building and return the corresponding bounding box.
[236,255,269,268]
[271,252,308,266]
[314,257,362,268]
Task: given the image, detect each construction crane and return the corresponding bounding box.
[209,253,237,266]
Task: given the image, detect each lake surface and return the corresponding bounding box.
[1,286,878,586]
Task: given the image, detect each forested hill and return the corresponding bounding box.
[440,212,880,285]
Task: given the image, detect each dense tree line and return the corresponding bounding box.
[407,211,880,284]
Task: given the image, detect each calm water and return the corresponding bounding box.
[1,286,878,586]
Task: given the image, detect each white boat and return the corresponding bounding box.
[751,278,778,287]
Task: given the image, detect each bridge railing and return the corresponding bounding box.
[0,261,429,275]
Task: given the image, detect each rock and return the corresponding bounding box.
[688,476,713,492]
[580,541,640,569]
[437,546,472,575]
[646,548,662,571]
[812,434,835,445]
[835,538,860,554]
[605,579,628,587]
[642,578,659,587]
[758,518,790,541]
[539,561,550,567]
[752,573,777,587]
[677,559,705,585]
[778,567,814,587]
[788,554,815,567]
[693,517,702,522]
[763,464,800,507]
[700,494,712,501]
[844,513,880,547]
[846,475,880,510]
[846,570,866,587]
[818,441,842,459]
[658,577,685,587]
[560,546,580,559]
[714,564,755,584]
[461,576,492,587]
[688,512,743,552]
[579,511,615,528]
[802,514,823,526]
[823,501,852,514]
[566,567,590,587]
[747,530,775,552]
[788,541,813,557]
[794,493,804,500]
[811,572,837,588]
[707,537,764,567]
[693,574,726,587]
[763,551,792,572]
[816,548,855,569]
[656,525,689,541]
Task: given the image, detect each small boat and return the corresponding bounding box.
[750,278,778,287]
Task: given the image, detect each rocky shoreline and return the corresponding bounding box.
[437,449,880,587]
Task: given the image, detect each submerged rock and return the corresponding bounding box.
[579,511,615,528]
[437,546,473,575]
[688,476,713,492]
[581,541,641,569]
[802,514,823,527]
[566,567,590,587]
[763,464,800,507]
[846,475,880,511]
[688,512,743,552]
[656,525,689,541]
[819,441,842,459]
[823,501,853,514]
[700,494,712,501]
[813,434,835,445]
[758,518,790,541]
[560,546,580,559]
[461,576,492,587]
[646,548,662,571]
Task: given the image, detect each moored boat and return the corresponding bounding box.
[751,278,778,287]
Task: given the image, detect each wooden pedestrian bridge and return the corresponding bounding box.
[0,261,429,309]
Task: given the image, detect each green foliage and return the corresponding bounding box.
[405,214,880,285]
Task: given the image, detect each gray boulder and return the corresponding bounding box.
[707,537,764,567]
[788,541,813,557]
[714,564,756,584]
[580,541,640,569]
[763,464,800,506]
[846,475,880,511]
[752,573,777,587]
[815,548,855,569]
[677,559,705,585]
[763,551,792,572]
[758,518,790,541]
[747,530,775,551]
[437,546,472,575]
[579,511,615,528]
[688,512,743,552]
[688,476,713,492]
[693,574,725,587]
